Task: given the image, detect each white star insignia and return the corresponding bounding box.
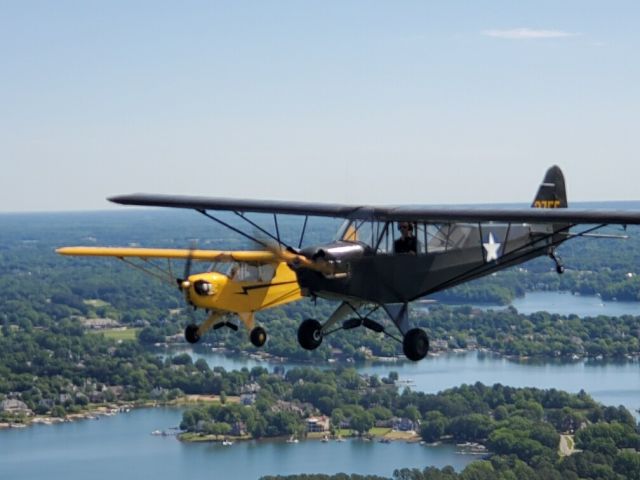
[483,232,501,262]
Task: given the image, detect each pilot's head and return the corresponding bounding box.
[398,222,413,236]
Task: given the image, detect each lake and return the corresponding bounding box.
[1,291,639,479]
[510,291,640,317]
[0,408,470,479]
[444,290,640,317]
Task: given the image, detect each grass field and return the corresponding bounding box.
[83,299,110,307]
[89,328,140,341]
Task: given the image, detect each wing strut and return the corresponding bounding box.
[197,210,270,249]
[233,211,286,248]
[298,216,308,249]
[119,257,175,286]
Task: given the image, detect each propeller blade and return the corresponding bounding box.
[177,242,197,290]
[260,239,339,276]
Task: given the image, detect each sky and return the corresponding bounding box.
[1,1,639,212]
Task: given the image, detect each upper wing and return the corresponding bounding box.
[109,194,365,218]
[56,246,278,263]
[109,193,640,225]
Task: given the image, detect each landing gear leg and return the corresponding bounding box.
[384,303,430,362]
[297,302,357,351]
[184,312,225,344]
[239,312,267,348]
[549,249,565,274]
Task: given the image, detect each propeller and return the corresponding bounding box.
[176,243,196,297]
[258,238,338,277]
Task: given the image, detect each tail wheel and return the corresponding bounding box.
[297,319,323,350]
[402,328,429,361]
[185,324,201,344]
[250,326,267,347]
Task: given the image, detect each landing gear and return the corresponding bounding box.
[402,328,430,362]
[549,249,565,274]
[298,302,431,362]
[185,324,200,344]
[297,319,323,350]
[250,326,267,347]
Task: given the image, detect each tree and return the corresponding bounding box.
[51,405,66,418]
[350,411,375,436]
[194,358,210,373]
[459,461,496,480]
[614,451,640,480]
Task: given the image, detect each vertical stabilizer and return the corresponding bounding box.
[532,165,567,208]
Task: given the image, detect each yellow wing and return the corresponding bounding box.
[56,246,278,263]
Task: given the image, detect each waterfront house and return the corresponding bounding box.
[306,416,330,433]
[231,421,247,436]
[0,399,33,416]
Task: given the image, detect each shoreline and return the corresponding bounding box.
[182,343,640,367]
[0,396,218,431]
[178,428,421,444]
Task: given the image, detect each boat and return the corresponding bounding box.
[286,436,299,444]
[222,439,233,446]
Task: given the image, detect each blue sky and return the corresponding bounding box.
[1,1,639,212]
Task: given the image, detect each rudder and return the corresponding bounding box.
[532,165,567,208]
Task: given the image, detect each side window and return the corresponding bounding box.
[257,264,276,282]
[415,223,427,254]
[426,224,449,252]
[229,263,276,282]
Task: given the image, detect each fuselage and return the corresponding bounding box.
[297,221,568,304]
[185,261,302,313]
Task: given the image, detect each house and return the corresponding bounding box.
[391,417,418,432]
[272,400,304,415]
[431,339,448,351]
[231,421,247,436]
[306,416,330,433]
[0,399,33,416]
[240,382,261,394]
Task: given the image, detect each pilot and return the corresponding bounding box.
[394,222,418,254]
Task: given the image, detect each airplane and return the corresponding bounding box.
[56,246,302,346]
[63,166,640,361]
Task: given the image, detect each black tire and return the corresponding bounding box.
[402,328,429,361]
[297,319,323,350]
[185,324,201,344]
[250,326,267,347]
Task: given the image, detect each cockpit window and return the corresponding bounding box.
[227,262,276,282]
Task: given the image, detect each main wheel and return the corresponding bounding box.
[297,319,323,350]
[185,324,201,344]
[402,328,429,361]
[250,326,267,347]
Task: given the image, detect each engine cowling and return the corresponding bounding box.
[300,241,371,278]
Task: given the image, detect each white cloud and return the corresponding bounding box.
[482,28,579,40]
